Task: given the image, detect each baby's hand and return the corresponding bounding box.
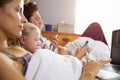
[58,46,67,55]
[43,44,48,49]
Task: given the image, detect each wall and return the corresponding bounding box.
[75,0,120,47]
[31,0,76,25]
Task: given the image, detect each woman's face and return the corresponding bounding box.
[0,0,26,38]
[30,11,43,29]
[22,30,41,53]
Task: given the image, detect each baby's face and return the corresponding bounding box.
[24,30,41,53]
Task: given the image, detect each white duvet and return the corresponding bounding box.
[65,37,110,61]
[25,49,82,80]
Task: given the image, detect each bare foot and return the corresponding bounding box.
[80,59,111,80]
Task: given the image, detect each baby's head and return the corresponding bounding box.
[20,22,41,53]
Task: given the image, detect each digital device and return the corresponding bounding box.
[96,29,120,80]
[83,40,89,47]
[49,34,58,50]
[111,29,120,65]
[83,41,89,60]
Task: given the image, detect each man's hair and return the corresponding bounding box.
[24,2,39,21]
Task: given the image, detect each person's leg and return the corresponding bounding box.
[80,59,111,80]
[82,22,108,45]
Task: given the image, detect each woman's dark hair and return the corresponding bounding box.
[0,0,12,8]
[24,2,39,21]
[0,0,29,8]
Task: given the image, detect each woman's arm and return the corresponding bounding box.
[0,53,25,80]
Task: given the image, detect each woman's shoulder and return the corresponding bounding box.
[0,52,25,80]
[0,52,14,64]
[7,46,28,57]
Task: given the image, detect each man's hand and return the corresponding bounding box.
[49,35,58,51]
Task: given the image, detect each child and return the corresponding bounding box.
[19,22,41,53]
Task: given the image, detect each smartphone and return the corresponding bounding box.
[49,34,58,50]
[83,41,89,60]
[83,40,89,47]
[54,34,58,39]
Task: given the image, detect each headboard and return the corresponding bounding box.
[41,31,80,46]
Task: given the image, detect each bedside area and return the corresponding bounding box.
[41,31,81,46]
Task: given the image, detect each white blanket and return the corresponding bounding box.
[65,37,110,61]
[25,49,82,80]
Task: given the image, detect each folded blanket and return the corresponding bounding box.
[65,37,110,61]
[25,49,82,80]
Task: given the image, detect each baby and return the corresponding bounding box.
[19,22,41,53]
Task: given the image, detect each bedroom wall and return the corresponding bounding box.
[30,0,76,25]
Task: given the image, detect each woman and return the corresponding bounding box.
[24,2,58,51]
[0,0,27,80]
[0,0,110,80]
